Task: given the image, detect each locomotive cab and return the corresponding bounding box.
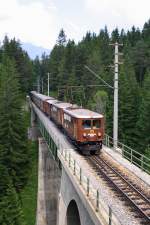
[80,117,104,154]
[82,119,102,138]
[63,107,104,155]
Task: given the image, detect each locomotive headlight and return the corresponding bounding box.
[98,132,101,137]
[83,133,86,137]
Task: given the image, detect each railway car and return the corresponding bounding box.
[62,107,104,155]
[30,91,41,108]
[36,93,53,113]
[44,99,57,116]
[51,102,72,126]
[30,91,52,112]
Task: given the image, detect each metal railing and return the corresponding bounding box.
[58,146,121,225]
[104,134,150,174]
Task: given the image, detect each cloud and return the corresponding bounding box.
[0,0,58,48]
[85,0,108,14]
[0,0,150,50]
[84,0,150,30]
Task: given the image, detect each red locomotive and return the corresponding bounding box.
[30,91,104,155]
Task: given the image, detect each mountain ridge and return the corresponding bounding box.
[21,42,51,59]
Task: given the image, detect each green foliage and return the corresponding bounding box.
[132,40,150,85]
[56,28,67,46]
[21,142,38,225]
[2,36,35,92]
[89,90,108,115]
[118,60,139,147]
[0,147,25,225]
[0,56,30,191]
[135,71,150,153]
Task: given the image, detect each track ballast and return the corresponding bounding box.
[87,155,150,224]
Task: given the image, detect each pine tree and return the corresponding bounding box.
[0,56,30,191]
[2,36,34,92]
[132,40,150,86]
[135,71,150,153]
[0,143,25,225]
[56,29,67,46]
[118,60,139,147]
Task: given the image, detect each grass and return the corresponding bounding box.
[21,141,38,225]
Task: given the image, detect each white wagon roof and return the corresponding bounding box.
[52,102,72,109]
[46,99,60,104]
[38,94,54,101]
[31,92,54,101]
[64,108,103,119]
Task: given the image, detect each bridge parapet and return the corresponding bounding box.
[104,134,150,175]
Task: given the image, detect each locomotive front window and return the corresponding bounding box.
[82,120,91,129]
[93,120,101,128]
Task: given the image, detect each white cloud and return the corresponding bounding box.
[0,0,149,49]
[84,0,150,30]
[0,0,58,48]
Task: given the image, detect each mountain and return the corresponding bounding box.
[21,42,51,59]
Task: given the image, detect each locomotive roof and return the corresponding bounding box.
[52,102,72,109]
[64,108,103,119]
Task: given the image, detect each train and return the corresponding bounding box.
[30,91,104,155]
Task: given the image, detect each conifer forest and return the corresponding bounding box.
[0,19,150,224]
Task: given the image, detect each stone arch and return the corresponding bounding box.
[66,200,81,225]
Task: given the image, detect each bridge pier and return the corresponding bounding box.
[57,168,95,225]
[28,107,40,140]
[31,107,37,127]
[36,138,61,225]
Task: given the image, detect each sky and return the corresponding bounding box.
[0,0,150,49]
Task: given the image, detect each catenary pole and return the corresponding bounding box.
[48,73,50,96]
[85,42,123,150]
[37,76,40,93]
[110,42,123,149]
[113,42,119,149]
[41,78,43,93]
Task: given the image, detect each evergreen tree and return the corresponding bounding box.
[135,71,150,153]
[111,28,120,42]
[56,29,67,46]
[2,36,34,92]
[118,60,139,147]
[132,40,150,86]
[0,56,30,191]
[0,158,25,225]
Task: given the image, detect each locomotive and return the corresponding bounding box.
[30,91,104,155]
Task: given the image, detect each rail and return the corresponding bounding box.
[89,156,150,222]
[104,134,150,174]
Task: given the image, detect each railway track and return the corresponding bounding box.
[87,155,150,224]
